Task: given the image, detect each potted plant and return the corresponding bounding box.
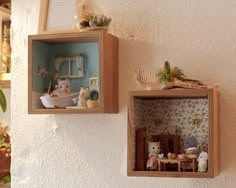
[0,125,11,187]
[156,61,206,90]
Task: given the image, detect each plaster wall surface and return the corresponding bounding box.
[11,0,236,187]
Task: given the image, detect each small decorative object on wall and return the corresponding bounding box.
[146,142,160,170]
[197,151,208,172]
[128,89,219,177]
[89,76,99,101]
[28,31,118,114]
[168,127,176,135]
[89,76,98,88]
[157,61,208,90]
[79,12,112,31]
[38,0,84,32]
[134,68,160,90]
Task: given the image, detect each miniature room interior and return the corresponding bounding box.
[2,0,236,187]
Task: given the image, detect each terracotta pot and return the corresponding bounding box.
[171,153,177,159]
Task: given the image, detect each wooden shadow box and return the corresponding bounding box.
[28,31,118,114]
[128,88,219,178]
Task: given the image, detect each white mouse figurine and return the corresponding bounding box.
[50,78,71,97]
[197,151,208,172]
[146,142,161,170]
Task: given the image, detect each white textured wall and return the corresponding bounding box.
[11,0,236,187]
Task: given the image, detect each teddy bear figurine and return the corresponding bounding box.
[146,142,161,170]
[77,86,90,108]
[197,151,208,172]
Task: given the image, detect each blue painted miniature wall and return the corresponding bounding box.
[32,41,50,92]
[32,41,99,93]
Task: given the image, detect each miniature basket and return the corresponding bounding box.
[134,68,160,90]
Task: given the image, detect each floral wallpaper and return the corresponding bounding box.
[133,97,209,152]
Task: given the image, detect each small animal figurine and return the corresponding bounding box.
[146,142,161,170]
[158,153,164,159]
[50,78,71,97]
[197,151,208,172]
[167,152,172,159]
[77,86,90,107]
[37,64,48,77]
[184,136,198,149]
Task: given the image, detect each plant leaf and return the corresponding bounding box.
[0,89,7,112]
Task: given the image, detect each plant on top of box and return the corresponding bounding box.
[157,61,185,84]
[156,61,207,90]
[80,12,112,30]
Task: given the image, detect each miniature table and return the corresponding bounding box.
[158,158,189,172]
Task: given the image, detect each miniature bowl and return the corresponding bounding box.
[177,154,186,159]
[184,147,198,154]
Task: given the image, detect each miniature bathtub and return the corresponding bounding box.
[40,92,79,108]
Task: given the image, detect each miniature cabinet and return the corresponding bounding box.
[128,88,219,178]
[152,134,180,157]
[135,128,146,171]
[28,31,118,114]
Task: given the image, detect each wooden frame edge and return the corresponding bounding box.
[38,0,49,33]
[127,88,219,178]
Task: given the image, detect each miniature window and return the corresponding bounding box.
[54,55,84,79]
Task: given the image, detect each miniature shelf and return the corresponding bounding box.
[128,88,219,178]
[28,31,118,114]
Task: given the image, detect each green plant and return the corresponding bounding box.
[80,12,112,29]
[2,175,11,184]
[157,61,185,84]
[0,126,10,149]
[0,87,7,112]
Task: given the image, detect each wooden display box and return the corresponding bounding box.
[128,89,219,178]
[28,31,118,114]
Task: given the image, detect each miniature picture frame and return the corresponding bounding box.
[89,76,98,88]
[38,0,79,32]
[168,127,176,135]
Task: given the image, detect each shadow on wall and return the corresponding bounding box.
[118,38,162,113]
